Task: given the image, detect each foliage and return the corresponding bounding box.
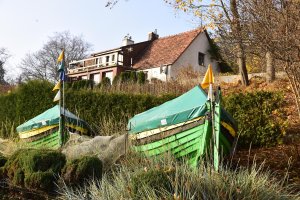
[0,80,176,138]
[65,90,175,134]
[129,71,137,83]
[62,156,102,186]
[59,152,298,200]
[224,91,287,147]
[1,148,66,191]
[68,79,94,90]
[15,80,54,121]
[0,80,54,138]
[120,71,131,83]
[100,77,111,87]
[137,71,146,84]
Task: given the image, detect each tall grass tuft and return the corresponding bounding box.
[0,119,18,139]
[58,152,299,200]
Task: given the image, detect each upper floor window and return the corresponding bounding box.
[112,54,115,62]
[198,52,205,66]
[106,56,110,63]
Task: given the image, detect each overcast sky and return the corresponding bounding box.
[0,0,199,79]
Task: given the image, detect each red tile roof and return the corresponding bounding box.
[133,28,205,70]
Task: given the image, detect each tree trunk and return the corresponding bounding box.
[237,43,249,86]
[285,62,300,119]
[266,51,275,83]
[230,0,249,86]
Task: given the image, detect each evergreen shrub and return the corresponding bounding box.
[120,71,131,83]
[130,71,137,83]
[100,77,111,87]
[224,91,287,147]
[69,79,94,90]
[137,71,146,84]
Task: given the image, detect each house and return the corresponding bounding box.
[68,28,219,83]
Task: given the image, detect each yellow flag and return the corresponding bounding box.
[201,64,214,89]
[53,90,60,102]
[57,50,64,63]
[52,81,61,91]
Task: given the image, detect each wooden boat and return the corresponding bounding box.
[128,86,237,168]
[16,105,90,149]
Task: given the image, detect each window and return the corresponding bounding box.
[198,52,205,66]
[112,54,115,62]
[106,56,109,63]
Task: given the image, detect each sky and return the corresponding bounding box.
[0,0,201,80]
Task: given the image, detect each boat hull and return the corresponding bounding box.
[20,126,68,149]
[130,117,234,167]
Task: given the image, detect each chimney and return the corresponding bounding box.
[122,34,134,46]
[148,29,159,41]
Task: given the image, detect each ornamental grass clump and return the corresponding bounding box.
[58,152,299,200]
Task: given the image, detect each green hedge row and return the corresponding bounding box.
[0,80,287,147]
[0,80,176,138]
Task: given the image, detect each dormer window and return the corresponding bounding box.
[198,52,205,66]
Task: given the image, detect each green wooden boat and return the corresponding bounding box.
[128,86,236,167]
[16,105,90,149]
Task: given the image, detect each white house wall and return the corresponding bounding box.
[142,66,168,82]
[171,33,219,77]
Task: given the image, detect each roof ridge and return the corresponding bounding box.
[156,27,205,40]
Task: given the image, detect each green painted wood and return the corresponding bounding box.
[135,123,205,152]
[191,114,211,167]
[134,124,205,155]
[214,91,221,171]
[27,130,61,149]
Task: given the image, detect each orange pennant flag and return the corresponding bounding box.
[201,64,214,89]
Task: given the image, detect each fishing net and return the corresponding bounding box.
[62,133,128,170]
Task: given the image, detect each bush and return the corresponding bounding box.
[100,77,111,87]
[137,71,146,84]
[129,71,137,83]
[2,149,66,191]
[70,79,94,90]
[224,91,287,147]
[62,156,102,186]
[120,72,131,83]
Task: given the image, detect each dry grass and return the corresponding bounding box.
[58,152,300,200]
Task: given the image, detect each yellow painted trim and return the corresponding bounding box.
[221,121,236,137]
[130,116,204,140]
[19,125,58,139]
[66,123,88,134]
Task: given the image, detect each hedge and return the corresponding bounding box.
[0,80,287,148]
[0,80,176,138]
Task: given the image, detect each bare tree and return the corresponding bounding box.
[19,31,92,82]
[162,0,250,85]
[242,0,300,117]
[0,48,10,85]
